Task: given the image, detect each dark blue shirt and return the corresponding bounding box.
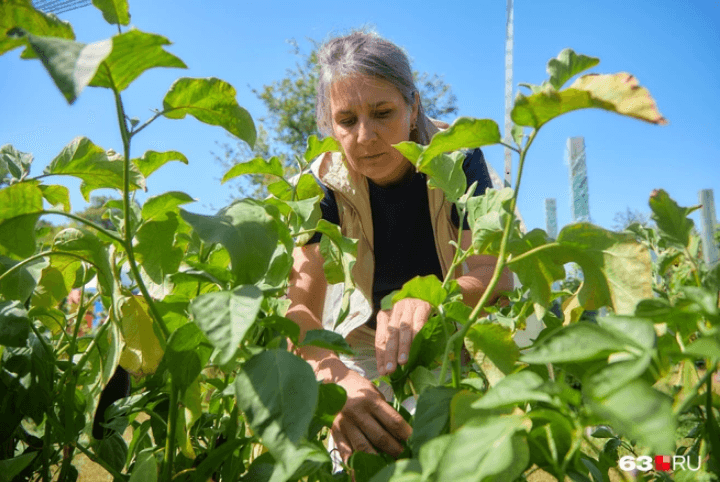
[307,148,493,328]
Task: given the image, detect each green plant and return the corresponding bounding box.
[1,2,718,482]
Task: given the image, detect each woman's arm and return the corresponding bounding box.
[285,243,411,461]
[375,230,513,376]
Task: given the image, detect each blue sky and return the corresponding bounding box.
[1,0,718,235]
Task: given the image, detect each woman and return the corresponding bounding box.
[286,31,513,463]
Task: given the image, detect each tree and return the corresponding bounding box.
[612,206,651,231]
[214,39,459,200]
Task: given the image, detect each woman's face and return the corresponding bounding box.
[330,75,418,187]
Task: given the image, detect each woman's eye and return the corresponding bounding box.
[338,118,355,127]
[375,110,392,118]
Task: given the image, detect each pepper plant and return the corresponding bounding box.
[1,1,719,481]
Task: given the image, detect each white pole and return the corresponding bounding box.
[504,0,514,188]
[699,189,719,269]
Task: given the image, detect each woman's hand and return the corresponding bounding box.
[331,368,412,462]
[375,298,432,376]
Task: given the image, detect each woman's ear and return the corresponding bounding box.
[411,91,419,125]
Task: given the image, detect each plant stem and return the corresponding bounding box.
[438,129,539,384]
[506,242,561,267]
[131,110,168,138]
[0,250,98,285]
[32,210,125,244]
[162,383,180,481]
[110,78,170,340]
[673,365,716,416]
[56,316,112,390]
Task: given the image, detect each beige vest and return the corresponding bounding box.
[310,122,463,336]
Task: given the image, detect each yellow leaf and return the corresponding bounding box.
[118,295,163,377]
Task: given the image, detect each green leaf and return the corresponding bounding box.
[91,0,129,26]
[134,213,183,298]
[31,254,81,309]
[163,77,256,148]
[0,255,47,303]
[0,452,37,482]
[316,219,357,286]
[508,229,565,319]
[298,329,355,355]
[132,150,188,179]
[369,459,421,482]
[385,275,447,309]
[192,439,244,482]
[409,386,457,453]
[587,379,675,454]
[165,323,212,392]
[472,371,552,409]
[234,349,318,456]
[0,301,30,347]
[554,223,653,314]
[649,189,698,249]
[0,0,74,57]
[268,172,324,201]
[222,156,284,184]
[350,452,390,482]
[521,322,625,364]
[0,144,33,181]
[392,141,424,164]
[0,182,43,258]
[512,73,667,128]
[128,448,156,482]
[117,295,164,377]
[180,200,279,286]
[420,151,467,203]
[685,336,720,363]
[141,191,195,223]
[38,184,70,212]
[434,416,529,482]
[583,352,652,400]
[11,30,112,104]
[310,382,346,435]
[420,117,501,163]
[189,285,262,365]
[259,315,300,344]
[406,313,448,372]
[510,124,524,147]
[464,322,520,376]
[44,137,144,200]
[304,135,341,162]
[90,29,186,92]
[547,49,600,90]
[96,432,128,474]
[466,187,518,256]
[52,228,113,297]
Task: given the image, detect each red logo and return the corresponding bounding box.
[655,455,672,471]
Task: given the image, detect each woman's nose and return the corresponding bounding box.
[357,118,377,143]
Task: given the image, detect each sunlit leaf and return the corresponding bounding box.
[512,73,667,128]
[422,151,467,203]
[0,256,47,303]
[472,371,553,409]
[583,352,652,400]
[409,386,457,453]
[421,117,501,163]
[52,228,113,297]
[132,150,187,179]
[298,329,354,355]
[649,189,698,249]
[39,184,70,212]
[268,172,323,201]
[117,295,164,378]
[91,0,129,26]
[0,182,43,258]
[44,137,144,200]
[163,77,256,148]
[434,415,529,482]
[0,144,33,181]
[384,275,447,309]
[221,156,283,184]
[554,223,653,314]
[304,135,341,162]
[90,29,186,92]
[141,191,195,223]
[464,322,520,376]
[234,349,318,456]
[9,30,111,104]
[0,0,74,57]
[180,200,279,286]
[521,322,625,364]
[316,219,357,285]
[31,254,81,309]
[547,49,600,90]
[127,449,156,482]
[466,187,519,256]
[309,382,346,438]
[189,285,262,365]
[134,212,183,298]
[587,379,675,454]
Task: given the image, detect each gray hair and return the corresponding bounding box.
[315,31,433,145]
